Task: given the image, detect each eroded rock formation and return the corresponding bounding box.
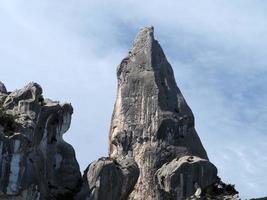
[79,27,239,200]
[0,27,241,200]
[76,157,139,200]
[0,82,81,199]
[107,26,216,200]
[156,156,217,199]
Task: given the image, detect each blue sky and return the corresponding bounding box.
[1,1,267,199]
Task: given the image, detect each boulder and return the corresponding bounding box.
[76,157,139,200]
[156,156,217,199]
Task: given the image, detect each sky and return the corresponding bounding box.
[0,0,267,199]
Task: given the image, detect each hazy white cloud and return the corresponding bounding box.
[0,0,266,198]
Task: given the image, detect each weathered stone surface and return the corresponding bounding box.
[156,156,217,199]
[76,157,139,200]
[0,26,242,200]
[108,26,213,200]
[0,82,81,199]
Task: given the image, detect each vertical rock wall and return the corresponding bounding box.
[0,82,81,199]
[108,27,216,200]
[77,27,220,200]
[0,27,240,200]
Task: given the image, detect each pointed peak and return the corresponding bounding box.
[131,26,155,54]
[134,26,154,42]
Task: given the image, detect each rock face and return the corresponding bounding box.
[0,27,240,200]
[76,157,139,200]
[77,27,228,200]
[108,26,217,200]
[0,82,81,199]
[156,156,217,198]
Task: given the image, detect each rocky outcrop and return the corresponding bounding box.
[76,157,139,200]
[156,156,217,199]
[108,26,212,200]
[78,26,239,200]
[0,82,81,199]
[0,26,242,200]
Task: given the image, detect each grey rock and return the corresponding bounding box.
[108,26,213,200]
[155,156,217,199]
[76,157,139,200]
[0,26,240,200]
[0,82,81,199]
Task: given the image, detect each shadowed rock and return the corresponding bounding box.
[0,27,241,200]
[0,82,81,199]
[76,157,139,200]
[156,156,217,199]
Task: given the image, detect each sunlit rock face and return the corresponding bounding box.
[0,27,241,200]
[77,27,219,200]
[0,82,81,199]
[107,27,215,200]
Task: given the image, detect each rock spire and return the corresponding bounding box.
[108,26,216,200]
[0,27,240,200]
[77,27,225,200]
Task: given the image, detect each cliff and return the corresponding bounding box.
[0,27,242,200]
[76,27,239,200]
[0,82,81,199]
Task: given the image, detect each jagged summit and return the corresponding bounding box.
[117,26,195,114]
[130,26,154,55]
